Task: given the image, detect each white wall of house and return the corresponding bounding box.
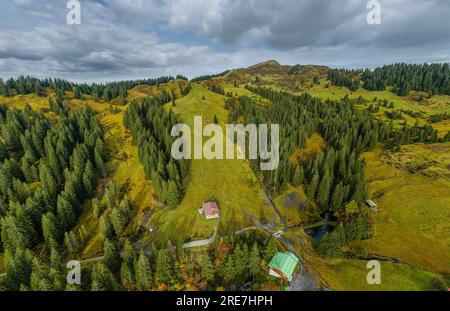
[205,213,219,219]
[269,269,281,279]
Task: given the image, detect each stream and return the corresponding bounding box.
[304,210,336,243]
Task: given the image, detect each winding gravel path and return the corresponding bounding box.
[182,221,218,248]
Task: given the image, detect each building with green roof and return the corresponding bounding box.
[268,251,299,282]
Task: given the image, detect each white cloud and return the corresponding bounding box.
[13,0,32,6]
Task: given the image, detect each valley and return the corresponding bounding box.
[0,60,449,291]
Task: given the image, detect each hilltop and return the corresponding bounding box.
[201,60,330,93]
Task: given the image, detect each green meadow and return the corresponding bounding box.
[147,83,279,245]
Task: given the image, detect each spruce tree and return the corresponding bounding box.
[248,242,260,277]
[155,249,172,285]
[306,173,319,200]
[223,255,235,284]
[91,263,120,291]
[104,238,121,273]
[200,253,214,282]
[165,180,180,208]
[135,250,152,291]
[82,160,97,198]
[317,169,331,210]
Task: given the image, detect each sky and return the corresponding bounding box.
[0,0,449,82]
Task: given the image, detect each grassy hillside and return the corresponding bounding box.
[290,133,326,164]
[308,82,450,115]
[358,145,450,273]
[313,258,446,291]
[209,60,329,93]
[146,83,280,246]
[75,104,160,258]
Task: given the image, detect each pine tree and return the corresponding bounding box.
[317,169,331,210]
[233,244,247,281]
[34,81,43,97]
[49,267,65,290]
[91,262,120,291]
[92,198,102,219]
[119,95,126,106]
[155,249,172,285]
[345,214,370,241]
[120,239,136,288]
[30,257,52,291]
[1,214,34,251]
[135,250,152,291]
[103,87,113,101]
[4,247,33,290]
[223,255,235,283]
[82,160,97,198]
[306,173,319,200]
[110,207,127,236]
[50,247,62,270]
[99,215,113,240]
[41,212,61,250]
[56,193,76,230]
[316,223,346,258]
[248,242,260,276]
[64,231,80,253]
[92,85,100,102]
[0,81,10,97]
[331,182,346,212]
[263,238,278,262]
[165,180,180,208]
[104,238,121,273]
[292,165,304,187]
[200,253,214,282]
[73,86,81,99]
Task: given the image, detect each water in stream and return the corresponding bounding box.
[304,210,336,243]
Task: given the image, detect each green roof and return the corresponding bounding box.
[268,252,299,281]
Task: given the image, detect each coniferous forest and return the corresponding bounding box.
[0,101,107,290]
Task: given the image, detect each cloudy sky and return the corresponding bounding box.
[0,0,449,82]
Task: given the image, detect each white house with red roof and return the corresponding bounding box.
[198,201,220,219]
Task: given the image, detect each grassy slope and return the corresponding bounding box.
[431,119,450,138]
[222,85,271,105]
[308,82,450,136]
[73,84,194,257]
[313,258,444,291]
[273,186,313,227]
[311,143,450,290]
[0,92,51,112]
[357,145,450,273]
[289,133,325,164]
[148,83,279,245]
[229,81,450,290]
[271,133,325,227]
[309,82,450,113]
[75,103,160,258]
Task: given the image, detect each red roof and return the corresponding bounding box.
[202,202,220,217]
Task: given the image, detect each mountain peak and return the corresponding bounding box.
[250,59,281,68]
